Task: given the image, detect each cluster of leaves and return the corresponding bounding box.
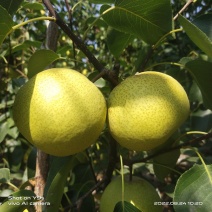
[0,0,212,211]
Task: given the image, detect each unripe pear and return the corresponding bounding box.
[108,71,190,151]
[13,68,106,156]
[100,175,162,212]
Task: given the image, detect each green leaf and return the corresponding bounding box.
[0,168,10,183]
[189,81,203,103]
[114,201,142,212]
[0,122,9,143]
[185,59,212,110]
[88,72,106,88]
[7,127,19,139]
[8,145,24,172]
[12,40,42,53]
[21,2,44,11]
[152,131,181,181]
[179,14,212,58]
[27,49,61,78]
[107,28,134,57]
[153,149,180,182]
[0,190,36,212]
[192,14,212,41]
[190,109,212,132]
[44,156,80,212]
[0,0,23,16]
[85,17,108,29]
[0,118,18,143]
[102,0,172,44]
[0,5,14,47]
[71,163,96,211]
[26,148,36,179]
[173,164,212,212]
[134,43,151,72]
[89,0,114,3]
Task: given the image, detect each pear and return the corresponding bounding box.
[13,68,106,156]
[100,175,162,212]
[108,71,190,151]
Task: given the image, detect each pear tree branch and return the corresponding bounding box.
[34,150,49,212]
[34,17,59,212]
[139,0,195,72]
[124,132,212,166]
[67,132,212,210]
[173,0,195,21]
[42,0,118,86]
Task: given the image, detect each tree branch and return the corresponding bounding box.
[105,134,118,184]
[42,0,118,86]
[138,0,195,72]
[34,150,49,212]
[34,11,59,211]
[125,132,212,166]
[73,179,105,211]
[173,0,195,21]
[69,134,117,211]
[65,132,212,210]
[139,48,154,72]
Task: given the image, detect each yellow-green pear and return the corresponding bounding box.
[100,175,162,212]
[13,68,106,156]
[108,71,190,151]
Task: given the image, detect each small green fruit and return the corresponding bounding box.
[108,71,190,151]
[100,175,162,212]
[13,68,106,156]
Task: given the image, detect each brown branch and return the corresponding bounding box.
[45,21,59,52]
[34,150,49,212]
[42,0,103,70]
[42,0,118,86]
[91,65,119,87]
[138,0,195,72]
[42,0,56,17]
[33,9,59,211]
[139,47,154,72]
[91,70,107,83]
[105,135,118,184]
[64,0,78,68]
[73,179,105,211]
[173,0,195,21]
[69,134,117,211]
[64,0,71,16]
[64,132,212,210]
[125,132,212,166]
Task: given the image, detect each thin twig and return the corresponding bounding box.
[43,0,117,83]
[92,63,119,85]
[42,0,118,85]
[173,0,194,21]
[64,0,78,68]
[105,135,118,184]
[69,179,106,210]
[86,149,98,184]
[63,132,212,210]
[91,69,108,82]
[138,0,195,72]
[139,48,154,72]
[125,132,212,166]
[65,0,71,15]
